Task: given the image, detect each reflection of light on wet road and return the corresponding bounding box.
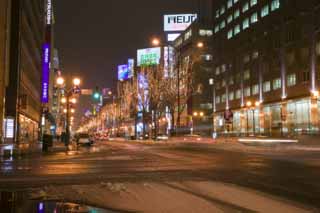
[38,163,90,175]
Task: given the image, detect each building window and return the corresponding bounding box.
[261,5,269,18]
[227,0,233,8]
[252,84,259,95]
[222,79,226,87]
[287,73,296,86]
[234,9,240,19]
[216,96,221,104]
[229,77,234,85]
[271,0,280,11]
[229,91,235,101]
[199,29,206,36]
[243,54,250,63]
[236,89,241,99]
[244,87,251,97]
[227,14,233,23]
[234,0,239,3]
[227,29,233,39]
[220,20,226,29]
[221,94,226,103]
[250,0,257,7]
[273,78,281,90]
[263,81,271,92]
[243,18,250,30]
[220,6,226,15]
[214,25,220,33]
[244,69,250,80]
[303,71,309,82]
[216,10,220,18]
[316,41,320,56]
[251,12,258,23]
[252,51,259,59]
[242,2,249,13]
[221,64,227,72]
[215,67,220,75]
[235,73,241,83]
[184,30,192,40]
[234,25,241,35]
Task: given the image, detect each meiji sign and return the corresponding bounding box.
[164,14,197,32]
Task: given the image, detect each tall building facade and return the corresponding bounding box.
[4,0,45,143]
[211,0,320,136]
[0,0,11,141]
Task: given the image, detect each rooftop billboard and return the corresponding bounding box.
[164,14,197,32]
[137,47,161,67]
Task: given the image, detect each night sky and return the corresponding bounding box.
[54,0,198,126]
[55,0,198,89]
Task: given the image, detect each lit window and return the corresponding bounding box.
[251,12,258,23]
[206,30,213,36]
[287,73,296,87]
[221,64,227,72]
[222,79,226,87]
[227,14,233,23]
[236,89,241,99]
[215,67,220,75]
[234,0,239,3]
[199,29,206,36]
[227,0,233,8]
[244,87,251,97]
[263,81,271,92]
[242,2,249,13]
[271,0,280,11]
[252,84,259,95]
[216,96,221,104]
[227,29,233,39]
[184,30,192,40]
[229,77,234,85]
[214,25,220,33]
[221,94,226,103]
[229,91,234,101]
[220,6,226,15]
[234,9,240,19]
[261,5,269,18]
[234,25,240,35]
[244,69,250,80]
[220,20,226,29]
[273,78,281,90]
[243,18,250,30]
[250,0,257,7]
[252,51,259,59]
[243,54,250,63]
[216,10,220,18]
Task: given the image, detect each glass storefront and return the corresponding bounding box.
[19,114,39,143]
[214,97,319,136]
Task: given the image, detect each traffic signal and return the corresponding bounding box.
[92,86,101,100]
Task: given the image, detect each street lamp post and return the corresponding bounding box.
[56,76,81,146]
[209,78,215,135]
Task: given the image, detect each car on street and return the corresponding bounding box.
[76,133,94,146]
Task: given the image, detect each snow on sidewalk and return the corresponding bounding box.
[32,181,312,213]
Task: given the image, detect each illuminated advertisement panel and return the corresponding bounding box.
[41,43,50,103]
[118,64,129,81]
[128,58,134,78]
[164,14,197,32]
[137,47,161,66]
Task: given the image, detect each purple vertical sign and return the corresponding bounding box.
[41,43,50,103]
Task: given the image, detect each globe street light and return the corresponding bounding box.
[151,38,160,46]
[56,76,65,86]
[73,78,81,86]
[197,42,204,48]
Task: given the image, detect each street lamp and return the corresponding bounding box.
[197,41,204,48]
[191,111,204,135]
[151,38,160,46]
[56,76,81,146]
[209,78,215,135]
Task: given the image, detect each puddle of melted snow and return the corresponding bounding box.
[0,191,118,213]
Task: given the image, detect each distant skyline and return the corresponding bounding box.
[55,0,198,90]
